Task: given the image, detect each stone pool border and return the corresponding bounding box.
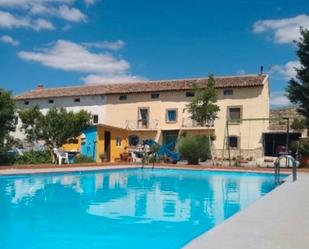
[0,164,301,176]
[184,172,309,249]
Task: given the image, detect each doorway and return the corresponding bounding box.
[163,131,179,150]
[263,132,301,156]
[104,131,111,161]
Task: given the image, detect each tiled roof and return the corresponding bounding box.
[15,74,268,100]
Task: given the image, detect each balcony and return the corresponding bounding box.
[125,119,159,130]
[181,118,214,129]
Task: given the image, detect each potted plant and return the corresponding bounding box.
[99,152,108,162]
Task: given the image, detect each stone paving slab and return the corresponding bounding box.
[184,173,309,249]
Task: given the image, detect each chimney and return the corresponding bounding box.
[259,66,264,75]
[36,84,44,91]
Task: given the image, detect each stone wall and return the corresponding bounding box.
[213,147,263,160]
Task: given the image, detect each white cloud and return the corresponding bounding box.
[0,10,54,30]
[58,5,86,22]
[18,40,144,84]
[270,60,300,79]
[0,0,89,31]
[82,74,146,84]
[62,23,72,31]
[29,3,50,15]
[83,40,125,50]
[0,10,30,28]
[270,91,291,107]
[18,40,129,74]
[253,14,309,43]
[29,3,86,22]
[0,35,19,46]
[84,0,96,5]
[0,0,74,8]
[33,18,55,31]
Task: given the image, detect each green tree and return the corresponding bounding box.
[291,118,306,130]
[19,106,92,161]
[186,74,220,163]
[286,28,309,132]
[0,88,16,163]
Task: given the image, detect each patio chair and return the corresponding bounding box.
[53,148,69,165]
[131,151,141,163]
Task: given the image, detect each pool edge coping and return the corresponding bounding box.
[183,172,309,249]
[0,164,286,177]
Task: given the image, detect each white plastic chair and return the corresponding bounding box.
[53,148,69,165]
[131,151,141,163]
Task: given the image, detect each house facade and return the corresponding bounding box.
[14,74,270,162]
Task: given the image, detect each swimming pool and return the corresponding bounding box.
[0,168,284,249]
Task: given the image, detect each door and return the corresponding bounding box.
[104,131,111,161]
[163,131,179,150]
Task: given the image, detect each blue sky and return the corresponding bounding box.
[0,0,308,106]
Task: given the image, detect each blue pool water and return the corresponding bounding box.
[0,169,283,249]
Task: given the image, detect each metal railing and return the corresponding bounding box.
[274,155,297,185]
[125,119,159,130]
[181,118,214,128]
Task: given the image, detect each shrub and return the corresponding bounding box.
[177,135,210,165]
[74,155,95,164]
[298,139,309,156]
[291,118,306,130]
[0,150,15,165]
[14,150,52,165]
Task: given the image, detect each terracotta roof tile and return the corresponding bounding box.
[15,74,267,100]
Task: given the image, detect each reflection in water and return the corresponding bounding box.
[0,169,278,249]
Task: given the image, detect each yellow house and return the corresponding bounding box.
[96,124,129,163]
[103,75,269,159]
[63,124,129,163]
[14,74,270,161]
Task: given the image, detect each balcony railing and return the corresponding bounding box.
[125,119,159,130]
[181,118,214,128]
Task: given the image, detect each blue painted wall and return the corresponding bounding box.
[81,127,97,161]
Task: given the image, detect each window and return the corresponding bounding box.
[223,89,233,96]
[228,106,242,123]
[119,95,127,100]
[166,109,178,123]
[116,136,122,147]
[228,136,239,149]
[151,93,160,99]
[186,91,195,97]
[24,101,29,105]
[74,98,80,102]
[138,108,149,128]
[92,115,99,124]
[48,99,54,104]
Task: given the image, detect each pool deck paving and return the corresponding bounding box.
[0,164,309,249]
[185,172,309,249]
